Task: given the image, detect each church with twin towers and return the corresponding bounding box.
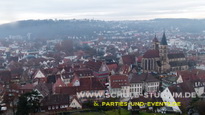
[141,32,188,73]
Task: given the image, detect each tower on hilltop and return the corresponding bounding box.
[159,32,170,73]
[152,34,159,50]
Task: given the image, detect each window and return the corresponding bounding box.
[145,60,148,70]
[61,105,65,108]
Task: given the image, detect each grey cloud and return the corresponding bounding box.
[0,0,205,23]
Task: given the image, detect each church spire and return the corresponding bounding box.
[152,34,158,42]
[152,34,159,50]
[160,31,167,45]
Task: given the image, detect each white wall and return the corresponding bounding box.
[69,98,82,109]
[161,87,181,113]
[130,83,143,97]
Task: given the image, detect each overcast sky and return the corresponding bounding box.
[1,0,205,24]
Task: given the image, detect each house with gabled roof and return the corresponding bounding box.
[176,69,205,97]
[76,77,106,100]
[74,69,94,78]
[34,82,51,98]
[109,75,129,98]
[19,83,35,94]
[53,78,66,94]
[119,55,136,66]
[70,76,80,86]
[161,74,181,89]
[84,60,110,85]
[55,86,77,96]
[33,69,47,84]
[69,96,82,109]
[40,94,70,112]
[107,63,118,75]
[129,73,160,97]
[61,72,73,85]
[55,77,106,101]
[119,65,131,75]
[161,82,195,113]
[1,83,21,109]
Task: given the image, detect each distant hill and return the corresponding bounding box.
[0,18,205,39]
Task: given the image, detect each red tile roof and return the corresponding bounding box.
[78,77,105,91]
[121,55,136,65]
[41,94,70,106]
[110,75,129,88]
[120,65,130,74]
[107,63,118,72]
[54,78,66,87]
[74,69,93,77]
[143,50,159,58]
[84,60,102,72]
[55,77,106,94]
[0,70,11,83]
[55,86,77,95]
[20,83,34,90]
[137,56,143,63]
[177,69,205,82]
[33,69,46,79]
[34,83,50,97]
[168,82,194,110]
[70,76,80,86]
[10,83,21,90]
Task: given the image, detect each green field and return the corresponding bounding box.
[70,109,176,115]
[71,109,130,115]
[139,112,175,115]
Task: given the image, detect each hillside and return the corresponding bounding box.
[0,18,205,39]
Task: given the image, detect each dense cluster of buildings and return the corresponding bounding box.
[0,31,204,114]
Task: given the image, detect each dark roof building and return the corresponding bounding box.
[130,73,160,83]
[41,94,70,112]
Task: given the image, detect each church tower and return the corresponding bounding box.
[152,34,159,50]
[160,32,168,60]
[159,32,169,73]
